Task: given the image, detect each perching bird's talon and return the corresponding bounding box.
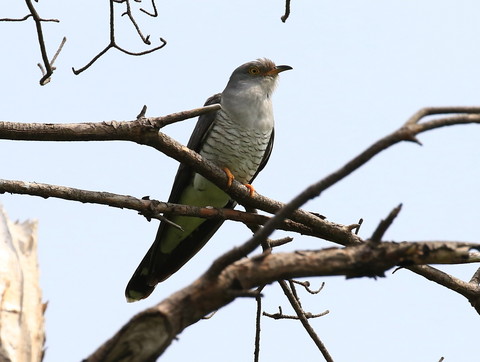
[222,167,235,187]
[244,183,255,196]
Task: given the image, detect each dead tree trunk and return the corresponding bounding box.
[0,205,45,362]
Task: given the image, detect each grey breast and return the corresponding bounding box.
[200,109,272,184]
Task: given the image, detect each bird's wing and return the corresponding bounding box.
[125,94,235,301]
[148,93,236,281]
[249,127,274,183]
[167,93,222,204]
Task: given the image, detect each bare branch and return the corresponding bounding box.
[0,179,322,237]
[281,0,291,23]
[370,204,403,243]
[404,106,480,125]
[254,285,265,362]
[268,237,294,248]
[354,218,363,235]
[72,0,166,75]
[290,280,325,295]
[120,0,151,44]
[263,308,329,320]
[0,105,359,250]
[4,0,65,85]
[0,14,58,22]
[406,265,480,314]
[0,14,33,22]
[85,241,480,361]
[72,44,110,75]
[37,36,67,85]
[0,103,220,140]
[2,106,480,284]
[139,0,158,17]
[50,36,67,66]
[207,107,480,278]
[279,280,332,361]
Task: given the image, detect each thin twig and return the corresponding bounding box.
[370,204,403,243]
[288,280,301,307]
[72,0,166,75]
[263,308,329,320]
[281,0,291,23]
[37,36,67,84]
[290,280,325,295]
[120,0,151,44]
[139,0,158,16]
[0,14,58,22]
[22,0,63,85]
[268,237,293,248]
[50,37,67,66]
[405,106,480,125]
[278,280,334,362]
[254,285,265,362]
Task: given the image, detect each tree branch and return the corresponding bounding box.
[1,0,64,85]
[0,104,360,249]
[84,241,480,361]
[278,280,333,362]
[72,0,166,75]
[0,179,320,238]
[281,0,292,23]
[370,203,403,243]
[2,106,480,279]
[3,104,480,359]
[405,265,480,314]
[204,107,480,277]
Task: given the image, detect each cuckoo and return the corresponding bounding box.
[125,58,292,301]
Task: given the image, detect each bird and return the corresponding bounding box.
[125,58,292,302]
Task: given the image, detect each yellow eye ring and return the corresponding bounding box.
[248,66,260,75]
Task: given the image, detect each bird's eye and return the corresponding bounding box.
[248,66,260,75]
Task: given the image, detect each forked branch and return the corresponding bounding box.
[84,241,480,361]
[73,0,166,75]
[0,0,64,85]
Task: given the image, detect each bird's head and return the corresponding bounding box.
[225,58,292,96]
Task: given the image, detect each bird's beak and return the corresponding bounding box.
[265,65,293,76]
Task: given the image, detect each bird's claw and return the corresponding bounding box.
[244,183,255,197]
[222,167,235,187]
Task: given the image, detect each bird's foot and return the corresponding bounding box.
[222,168,255,196]
[244,183,255,197]
[222,167,235,187]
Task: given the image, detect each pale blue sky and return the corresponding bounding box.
[1,1,480,361]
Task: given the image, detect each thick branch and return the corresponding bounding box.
[85,241,480,361]
[0,104,221,141]
[206,107,480,276]
[0,179,319,238]
[406,265,480,314]
[2,106,480,269]
[0,104,360,248]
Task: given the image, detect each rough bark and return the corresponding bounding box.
[0,205,45,362]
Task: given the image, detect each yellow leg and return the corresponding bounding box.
[222,167,235,187]
[244,184,255,197]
